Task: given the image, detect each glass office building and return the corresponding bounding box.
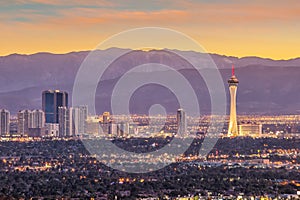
[42,90,68,123]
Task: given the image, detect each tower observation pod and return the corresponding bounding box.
[228,65,239,137]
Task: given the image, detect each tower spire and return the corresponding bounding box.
[228,64,239,137]
[232,64,235,76]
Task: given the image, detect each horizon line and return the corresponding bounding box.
[1,48,299,61]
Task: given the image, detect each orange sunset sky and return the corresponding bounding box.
[0,0,299,59]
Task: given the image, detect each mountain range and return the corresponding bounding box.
[0,48,300,115]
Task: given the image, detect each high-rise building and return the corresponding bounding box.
[108,122,118,137]
[17,110,32,136]
[42,90,68,123]
[73,105,88,136]
[58,107,67,137]
[177,108,187,137]
[31,109,45,128]
[58,107,73,137]
[58,106,88,137]
[118,122,129,138]
[0,109,10,136]
[102,112,110,123]
[108,121,129,138]
[228,65,239,137]
[86,116,100,135]
[18,109,45,137]
[101,112,111,134]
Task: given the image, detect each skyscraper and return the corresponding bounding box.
[58,106,88,137]
[101,112,110,134]
[17,110,32,136]
[102,112,110,123]
[118,122,129,138]
[228,65,239,137]
[58,107,73,137]
[177,108,187,137]
[86,115,100,135]
[17,109,45,137]
[108,122,117,137]
[0,109,10,136]
[42,90,68,123]
[73,105,88,136]
[31,109,45,128]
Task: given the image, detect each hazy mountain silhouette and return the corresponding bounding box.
[0,48,300,115]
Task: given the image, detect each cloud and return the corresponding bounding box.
[1,7,188,29]
[0,0,114,7]
[48,2,300,29]
[55,8,188,25]
[2,0,299,28]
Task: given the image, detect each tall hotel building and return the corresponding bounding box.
[58,106,88,137]
[42,90,68,123]
[73,105,88,135]
[17,109,45,136]
[58,107,73,137]
[228,65,239,137]
[101,112,111,134]
[31,109,45,128]
[177,108,187,137]
[0,109,10,136]
[17,110,31,135]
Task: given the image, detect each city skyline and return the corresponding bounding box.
[2,89,300,139]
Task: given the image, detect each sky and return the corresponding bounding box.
[0,0,299,59]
